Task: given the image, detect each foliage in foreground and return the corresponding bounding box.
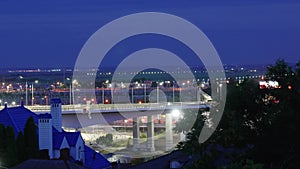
[177,59,300,169]
[0,116,39,167]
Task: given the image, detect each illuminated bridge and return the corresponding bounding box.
[25,101,212,129]
[0,92,217,152]
[25,101,214,151]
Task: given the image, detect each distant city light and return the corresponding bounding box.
[259,80,279,89]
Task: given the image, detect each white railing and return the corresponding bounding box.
[22,101,210,113]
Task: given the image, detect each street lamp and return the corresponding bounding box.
[144,83,146,103]
[31,80,39,106]
[66,77,72,105]
[172,81,175,103]
[24,81,28,105]
[102,83,104,104]
[156,81,159,103]
[44,96,48,105]
[171,109,180,118]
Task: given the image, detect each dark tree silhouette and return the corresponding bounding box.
[16,132,26,162]
[24,116,39,159]
[178,59,300,169]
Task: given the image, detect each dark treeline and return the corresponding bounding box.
[0,117,39,167]
[176,59,300,169]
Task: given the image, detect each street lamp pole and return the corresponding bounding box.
[102,86,104,104]
[179,86,182,102]
[144,84,146,103]
[31,83,34,106]
[31,80,38,106]
[173,82,175,103]
[111,86,114,104]
[156,84,159,103]
[25,81,28,106]
[69,82,72,105]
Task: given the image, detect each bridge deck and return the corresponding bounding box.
[14,102,212,114]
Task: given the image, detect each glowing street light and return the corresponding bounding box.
[31,80,39,106]
[171,109,180,118]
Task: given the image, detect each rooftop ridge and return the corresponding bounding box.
[6,107,21,134]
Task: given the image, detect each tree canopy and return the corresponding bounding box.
[0,116,39,167]
[178,59,300,169]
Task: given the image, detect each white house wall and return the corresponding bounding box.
[38,119,53,159]
[70,135,85,163]
[54,149,60,159]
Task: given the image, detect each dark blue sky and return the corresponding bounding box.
[0,0,299,69]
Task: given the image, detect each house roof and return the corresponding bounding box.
[53,132,66,149]
[1,105,110,169]
[0,105,38,136]
[63,131,81,146]
[84,145,111,169]
[51,98,62,104]
[39,113,52,119]
[11,159,88,169]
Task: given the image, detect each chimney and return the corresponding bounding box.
[50,98,62,132]
[38,113,53,159]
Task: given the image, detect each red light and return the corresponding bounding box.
[138,100,142,104]
[288,85,292,90]
[105,99,109,104]
[259,85,265,89]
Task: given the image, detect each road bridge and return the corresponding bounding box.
[25,102,211,128]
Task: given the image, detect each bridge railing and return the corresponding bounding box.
[21,101,208,112]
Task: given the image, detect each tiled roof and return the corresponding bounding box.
[0,105,38,136]
[84,145,111,169]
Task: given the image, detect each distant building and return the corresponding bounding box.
[0,99,111,169]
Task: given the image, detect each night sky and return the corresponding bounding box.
[0,0,300,69]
